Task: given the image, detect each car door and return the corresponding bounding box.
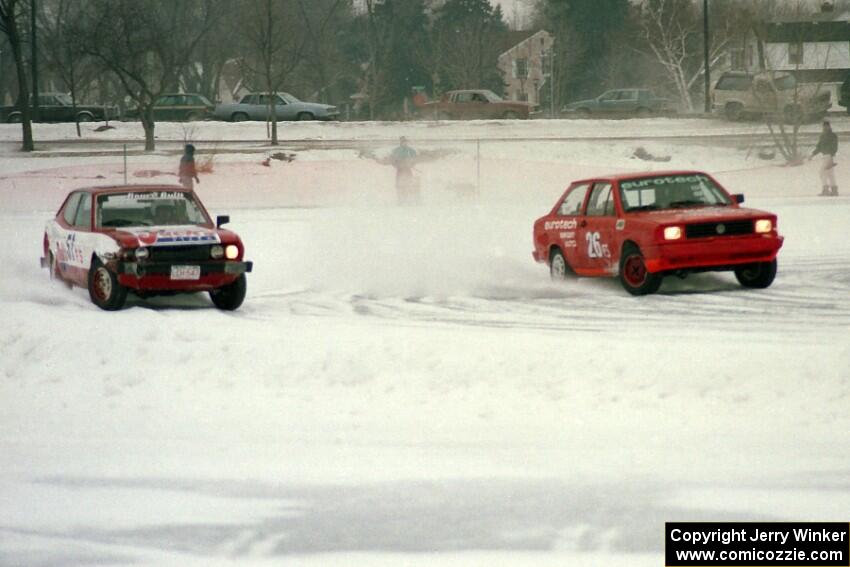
[617,90,639,113]
[452,92,477,119]
[274,94,294,120]
[38,95,59,122]
[548,183,591,269]
[50,191,90,284]
[576,182,618,275]
[597,90,620,113]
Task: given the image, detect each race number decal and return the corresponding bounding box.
[585,232,610,259]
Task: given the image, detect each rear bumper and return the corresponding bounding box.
[115,260,252,291]
[644,235,783,273]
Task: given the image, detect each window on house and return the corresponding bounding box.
[788,42,803,65]
[514,58,528,79]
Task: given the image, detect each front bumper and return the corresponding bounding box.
[643,235,783,273]
[115,260,253,291]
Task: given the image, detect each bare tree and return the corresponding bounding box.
[39,0,97,137]
[636,0,734,112]
[0,0,34,151]
[82,0,222,151]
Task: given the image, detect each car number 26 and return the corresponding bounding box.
[585,231,610,259]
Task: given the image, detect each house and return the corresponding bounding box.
[726,1,850,109]
[497,30,554,107]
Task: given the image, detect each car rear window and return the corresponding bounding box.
[715,75,753,90]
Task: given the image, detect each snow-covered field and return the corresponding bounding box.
[1,119,849,566]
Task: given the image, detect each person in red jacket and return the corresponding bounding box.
[178,144,200,189]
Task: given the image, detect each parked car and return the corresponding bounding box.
[532,171,784,295]
[561,89,670,117]
[420,89,532,120]
[214,92,339,122]
[0,93,118,123]
[41,185,253,311]
[712,71,830,122]
[126,93,215,122]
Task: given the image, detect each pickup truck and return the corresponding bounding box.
[0,93,118,123]
[712,71,830,122]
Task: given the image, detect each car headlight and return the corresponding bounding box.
[754,219,773,233]
[210,245,224,259]
[225,244,239,260]
[663,226,683,240]
[135,247,150,260]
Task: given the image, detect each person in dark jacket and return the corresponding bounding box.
[810,121,838,196]
[178,144,200,190]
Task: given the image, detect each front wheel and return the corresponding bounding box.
[88,259,127,310]
[619,244,663,295]
[734,259,777,289]
[503,111,519,119]
[77,112,94,122]
[210,274,247,311]
[549,248,570,281]
[296,112,315,121]
[8,113,22,123]
[231,112,249,122]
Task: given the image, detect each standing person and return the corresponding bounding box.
[389,136,419,204]
[810,121,838,196]
[178,144,200,190]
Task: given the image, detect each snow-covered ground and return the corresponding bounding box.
[1,120,849,566]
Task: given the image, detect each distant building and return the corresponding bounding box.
[725,1,850,108]
[497,30,554,107]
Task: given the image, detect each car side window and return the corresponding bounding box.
[62,193,83,225]
[456,92,473,103]
[74,194,92,228]
[558,184,590,216]
[276,95,287,105]
[586,183,615,216]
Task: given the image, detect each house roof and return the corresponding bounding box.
[765,3,850,42]
[498,30,548,56]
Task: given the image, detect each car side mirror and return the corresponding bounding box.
[216,215,230,228]
[733,194,745,204]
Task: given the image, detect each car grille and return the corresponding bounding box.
[148,245,211,262]
[685,220,753,239]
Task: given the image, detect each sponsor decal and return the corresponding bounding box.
[135,229,220,246]
[585,231,611,259]
[545,219,578,231]
[621,174,710,190]
[559,231,576,248]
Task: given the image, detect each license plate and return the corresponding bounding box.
[170,265,200,280]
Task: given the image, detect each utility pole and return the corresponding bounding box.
[30,0,38,122]
[703,0,711,114]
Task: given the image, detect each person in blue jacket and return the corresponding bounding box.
[389,136,420,204]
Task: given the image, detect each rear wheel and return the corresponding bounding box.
[724,102,743,121]
[77,112,94,122]
[549,248,571,281]
[437,111,452,121]
[577,108,591,118]
[296,112,315,121]
[734,259,777,289]
[210,274,247,311]
[8,113,22,123]
[503,111,519,119]
[635,107,651,117]
[619,243,663,295]
[187,111,203,122]
[88,258,127,310]
[231,112,249,122]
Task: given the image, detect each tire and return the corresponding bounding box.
[635,107,651,117]
[296,112,315,121]
[8,113,22,123]
[209,274,247,311]
[549,248,570,281]
[619,243,663,296]
[231,112,249,122]
[734,259,777,289]
[503,111,519,119]
[186,112,203,122]
[88,258,127,310]
[77,112,94,122]
[577,108,591,118]
[437,111,452,121]
[724,103,743,121]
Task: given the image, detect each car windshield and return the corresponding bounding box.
[96,191,210,228]
[55,93,74,105]
[619,174,731,212]
[281,92,300,104]
[481,90,503,102]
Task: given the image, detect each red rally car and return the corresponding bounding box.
[532,171,784,295]
[41,185,253,310]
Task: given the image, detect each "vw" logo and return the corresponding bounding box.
[716,223,726,235]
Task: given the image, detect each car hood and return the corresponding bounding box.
[629,206,775,224]
[114,226,222,247]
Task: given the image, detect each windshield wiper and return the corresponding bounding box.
[668,200,708,208]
